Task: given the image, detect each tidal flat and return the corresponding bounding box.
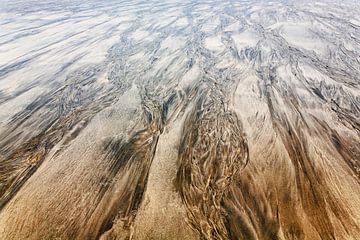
[0,0,360,239]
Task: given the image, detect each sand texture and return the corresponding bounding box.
[0,0,360,239]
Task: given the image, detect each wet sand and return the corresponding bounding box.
[0,0,360,239]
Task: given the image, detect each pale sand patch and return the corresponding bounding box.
[224,22,239,32]
[173,17,188,28]
[132,106,198,240]
[129,51,146,61]
[231,29,259,50]
[178,64,201,89]
[76,35,120,65]
[201,16,220,33]
[349,18,360,26]
[215,56,236,69]
[160,36,186,51]
[96,71,108,84]
[132,30,150,42]
[278,22,328,55]
[204,34,224,52]
[343,41,357,52]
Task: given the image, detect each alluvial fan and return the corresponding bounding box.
[0,0,360,239]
